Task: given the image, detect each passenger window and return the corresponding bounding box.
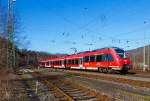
[66,60,69,64]
[96,55,102,62]
[75,59,79,64]
[71,60,74,64]
[107,54,114,61]
[83,56,89,62]
[64,60,66,65]
[42,63,45,65]
[69,60,71,64]
[90,55,95,62]
[102,54,107,62]
[80,58,83,64]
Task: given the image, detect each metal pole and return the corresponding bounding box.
[143,21,146,71]
[7,0,16,71]
[35,80,38,94]
[148,44,150,70]
[70,48,77,54]
[12,0,16,69]
[6,0,11,71]
[143,46,146,71]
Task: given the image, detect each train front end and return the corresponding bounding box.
[113,48,132,73]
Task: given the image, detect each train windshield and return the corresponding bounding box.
[115,49,126,59]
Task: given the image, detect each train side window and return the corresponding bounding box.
[64,60,66,65]
[42,63,45,65]
[73,60,75,64]
[83,56,89,62]
[75,59,79,65]
[71,60,74,64]
[80,58,83,64]
[60,61,62,65]
[96,55,102,62]
[107,54,114,61]
[102,54,107,62]
[67,60,70,64]
[46,62,49,65]
[69,60,71,64]
[66,60,68,64]
[90,55,95,62]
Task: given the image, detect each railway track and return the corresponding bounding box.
[45,68,150,88]
[31,70,150,101]
[43,79,111,101]
[31,72,111,101]
[58,68,150,78]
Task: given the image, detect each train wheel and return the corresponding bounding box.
[120,65,129,74]
[103,68,109,73]
[98,67,102,73]
[107,69,112,73]
[101,68,106,73]
[120,70,128,74]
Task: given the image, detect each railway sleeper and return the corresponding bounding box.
[62,88,83,92]
[72,95,96,101]
[78,98,100,101]
[65,89,87,93]
[68,92,93,98]
[60,86,78,90]
[65,90,89,95]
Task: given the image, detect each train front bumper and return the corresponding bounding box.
[122,64,132,71]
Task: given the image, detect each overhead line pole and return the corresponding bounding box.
[7,0,16,71]
[143,21,146,71]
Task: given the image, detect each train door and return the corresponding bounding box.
[64,60,67,68]
[79,57,84,69]
[101,54,109,68]
[61,60,65,68]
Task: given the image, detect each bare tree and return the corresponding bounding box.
[0,0,25,72]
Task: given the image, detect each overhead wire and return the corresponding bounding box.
[37,0,150,50]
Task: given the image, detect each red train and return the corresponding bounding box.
[39,47,132,73]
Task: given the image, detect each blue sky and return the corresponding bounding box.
[5,0,150,54]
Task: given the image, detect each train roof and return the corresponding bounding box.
[91,47,123,52]
[39,47,124,62]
